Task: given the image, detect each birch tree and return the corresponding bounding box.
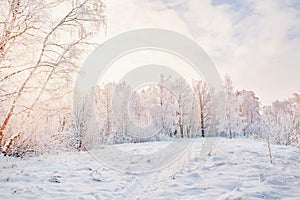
[0,0,106,155]
[193,80,213,137]
[223,75,239,138]
[95,83,115,138]
[236,90,261,136]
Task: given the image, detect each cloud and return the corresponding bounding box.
[103,0,190,36]
[101,0,300,105]
[217,0,300,104]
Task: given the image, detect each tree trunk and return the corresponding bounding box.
[0,97,18,149]
[201,110,205,137]
[180,124,184,138]
[267,135,273,164]
[199,90,205,137]
[2,132,22,156]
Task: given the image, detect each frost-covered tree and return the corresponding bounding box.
[290,93,300,120]
[156,75,178,136]
[73,94,92,150]
[128,88,164,141]
[128,91,149,128]
[112,81,135,143]
[138,75,179,138]
[223,75,240,138]
[260,98,300,146]
[193,80,213,137]
[171,77,196,138]
[236,90,261,137]
[95,83,115,138]
[261,105,281,143]
[289,93,300,146]
[0,0,106,155]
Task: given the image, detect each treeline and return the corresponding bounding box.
[74,74,299,149]
[2,69,299,157]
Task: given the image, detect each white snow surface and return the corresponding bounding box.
[0,138,299,200]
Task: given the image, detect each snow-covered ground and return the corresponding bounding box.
[0,138,299,199]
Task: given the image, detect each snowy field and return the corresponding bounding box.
[0,138,299,200]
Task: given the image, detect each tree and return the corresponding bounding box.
[112,81,133,142]
[127,89,155,140]
[157,75,177,136]
[236,90,261,136]
[128,90,150,129]
[289,93,300,147]
[144,75,179,138]
[260,98,300,147]
[0,0,106,155]
[95,83,115,138]
[171,77,196,138]
[223,75,239,138]
[73,94,92,150]
[193,80,213,137]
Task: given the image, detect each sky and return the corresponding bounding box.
[97,0,300,105]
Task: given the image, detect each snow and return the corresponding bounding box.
[0,138,299,199]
